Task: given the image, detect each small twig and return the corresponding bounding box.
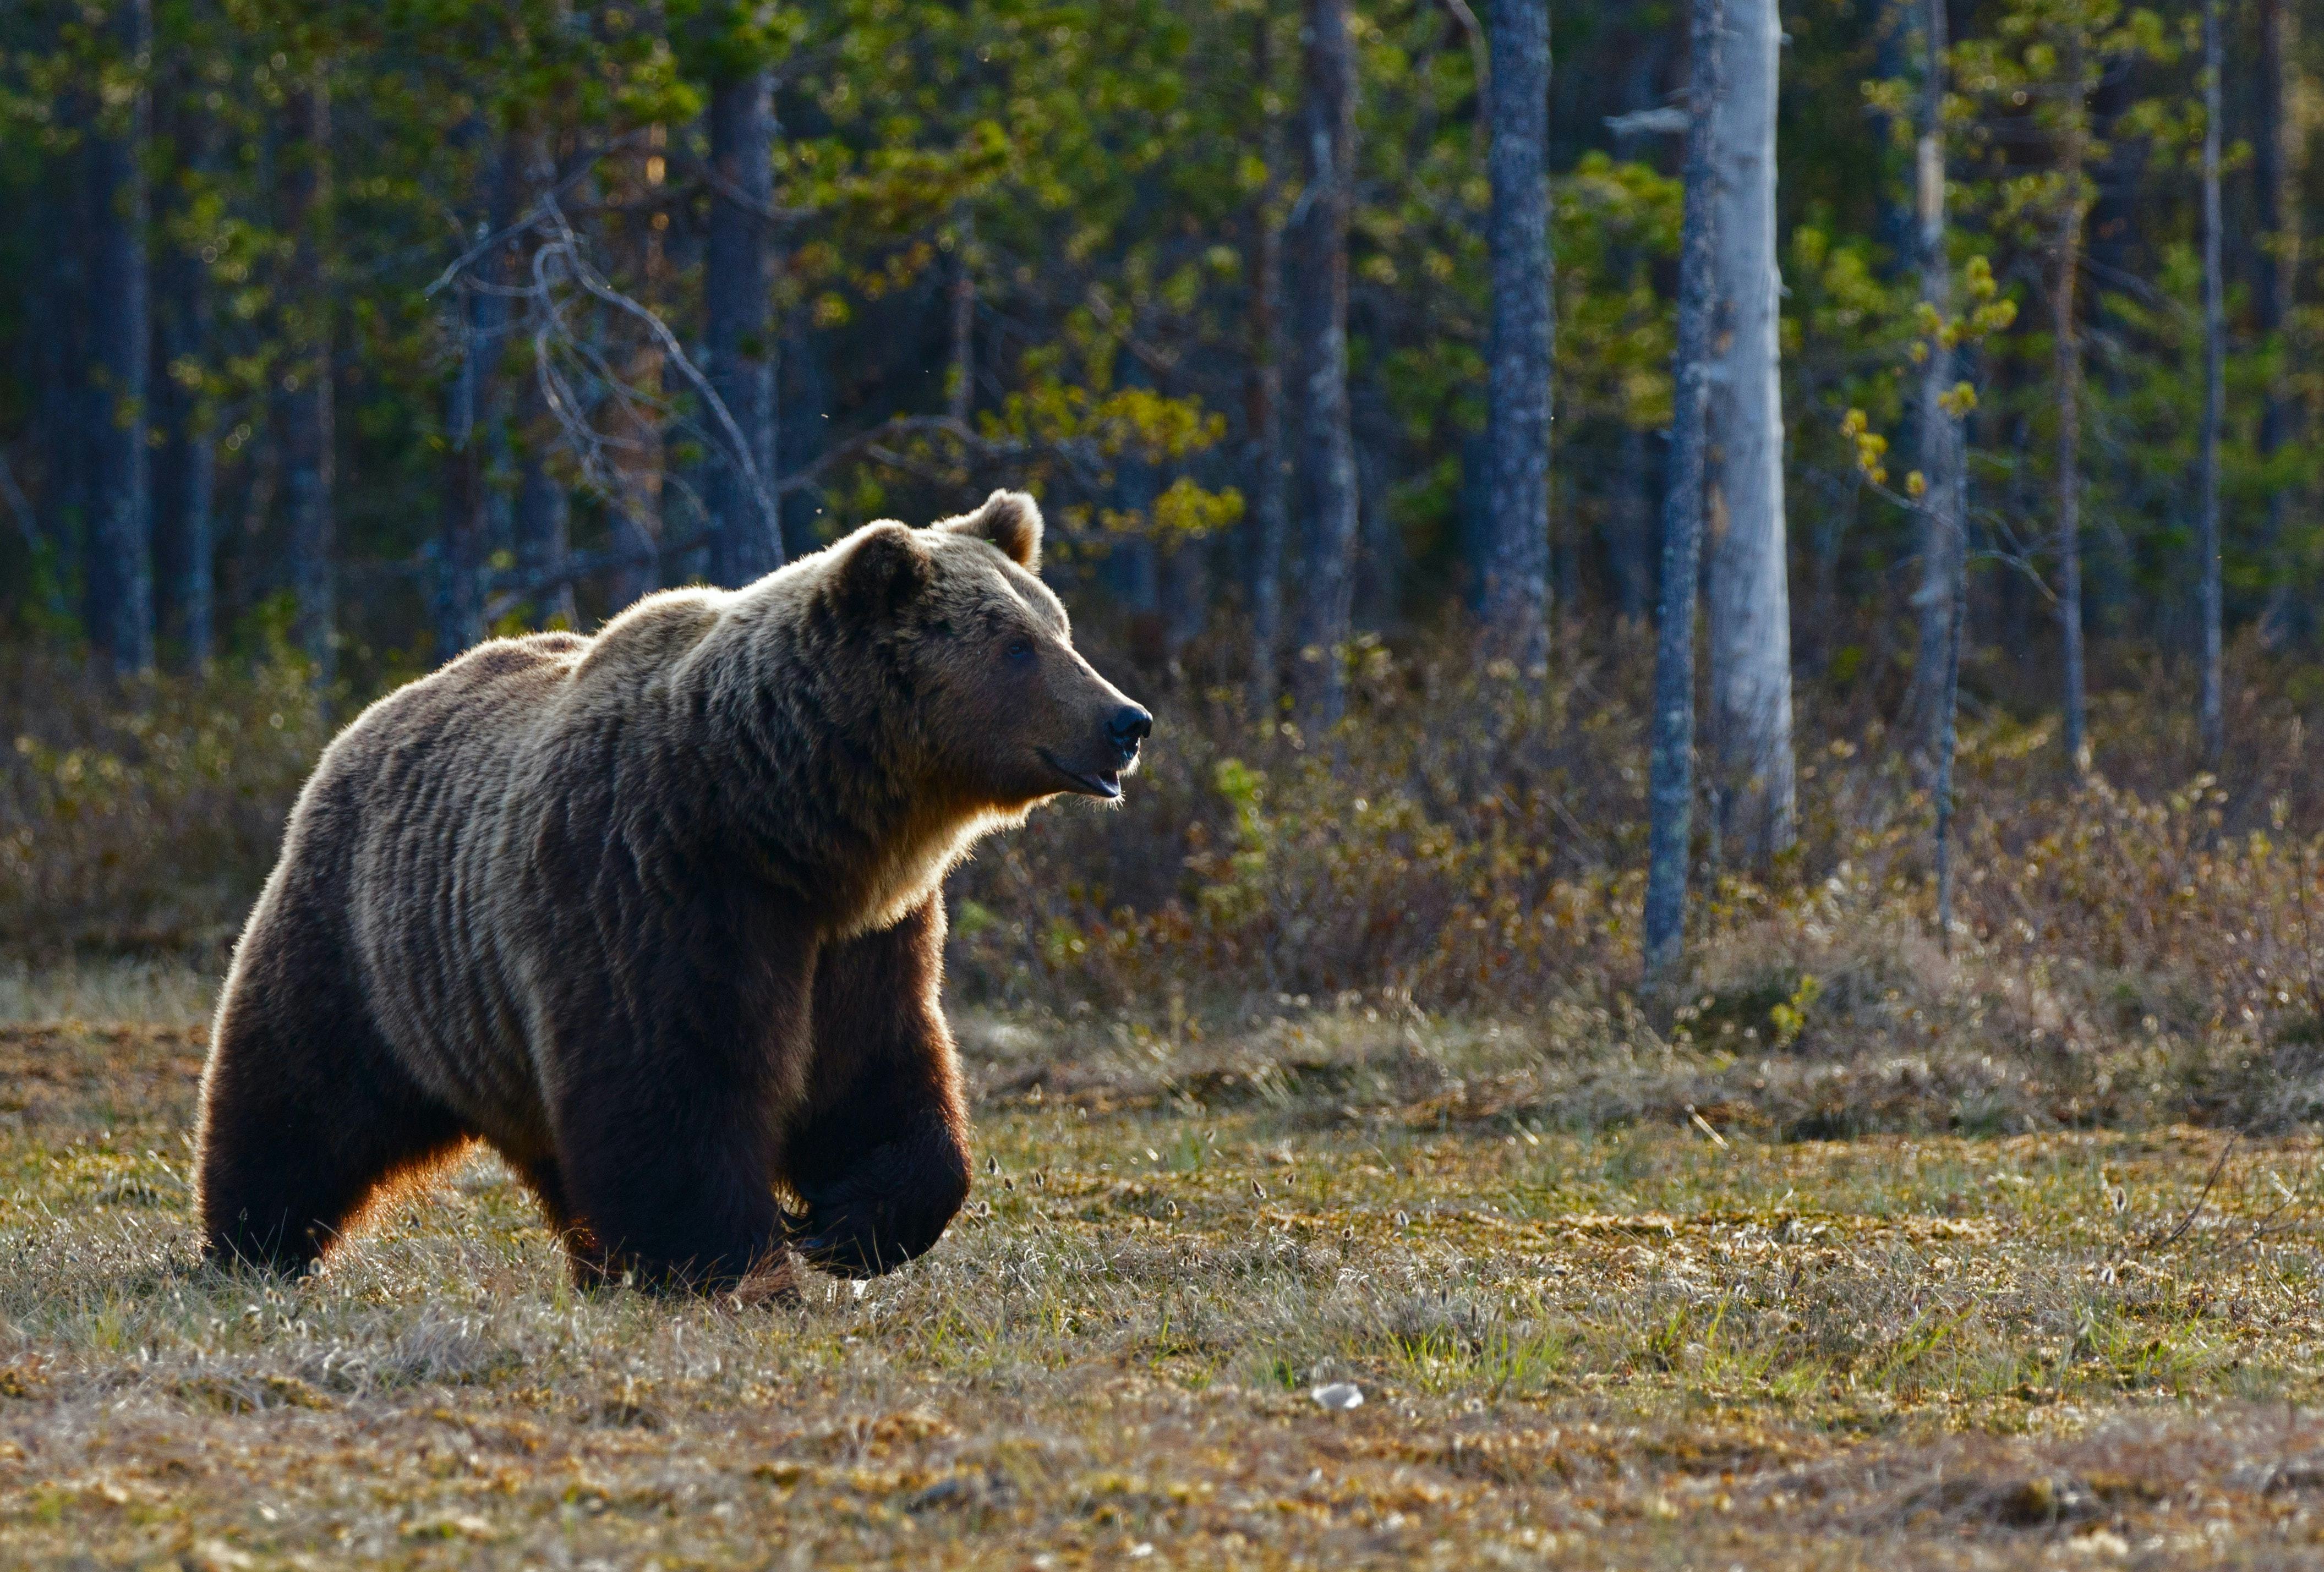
[2142,1130,2238,1253]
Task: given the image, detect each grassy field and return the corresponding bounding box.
[6,968,2324,1566]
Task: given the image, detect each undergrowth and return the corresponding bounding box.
[12,628,2324,1137]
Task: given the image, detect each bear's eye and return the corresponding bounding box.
[1005,638,1035,663]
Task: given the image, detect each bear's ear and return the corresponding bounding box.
[835,521,933,618]
[936,489,1042,571]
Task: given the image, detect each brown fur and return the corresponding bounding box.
[195,492,1147,1289]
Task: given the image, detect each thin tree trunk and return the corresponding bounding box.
[1482,0,1552,672]
[86,0,155,676]
[1704,0,1794,863]
[1917,0,1967,949]
[2255,0,2300,641]
[1246,9,1289,715]
[1644,0,1725,981]
[2198,0,2225,765]
[2055,62,2089,778]
[1291,0,1359,729]
[1903,0,1959,753]
[276,73,335,684]
[152,89,215,671]
[705,67,780,587]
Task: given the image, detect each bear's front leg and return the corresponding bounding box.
[546,943,814,1293]
[785,896,972,1277]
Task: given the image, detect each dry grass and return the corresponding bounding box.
[8,971,2324,1566]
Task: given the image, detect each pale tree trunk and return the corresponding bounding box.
[1292,0,1359,729]
[2055,60,2090,777]
[2197,0,2225,766]
[1482,0,1552,673]
[1644,0,1725,981]
[1902,0,1959,753]
[2255,0,2300,641]
[1704,0,1794,863]
[706,68,781,587]
[87,0,154,677]
[1916,0,1968,950]
[1246,9,1289,715]
[276,74,335,684]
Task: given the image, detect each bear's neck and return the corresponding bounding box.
[669,601,986,933]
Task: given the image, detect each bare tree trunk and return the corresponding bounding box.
[276,73,335,684]
[1917,0,1967,950]
[2055,62,2090,777]
[1246,9,1289,715]
[152,87,215,671]
[1903,0,1959,754]
[1644,0,1725,981]
[86,0,154,676]
[1704,0,1793,863]
[2198,0,2225,765]
[705,67,781,587]
[1291,0,1359,729]
[2255,0,2301,642]
[1482,0,1552,673]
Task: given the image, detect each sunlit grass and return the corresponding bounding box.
[4,994,2324,1564]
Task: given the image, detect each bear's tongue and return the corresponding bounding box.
[1042,750,1122,799]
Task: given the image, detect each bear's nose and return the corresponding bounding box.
[1108,704,1153,763]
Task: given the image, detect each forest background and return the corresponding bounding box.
[6,0,2324,1136]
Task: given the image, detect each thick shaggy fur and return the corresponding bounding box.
[196,493,1144,1289]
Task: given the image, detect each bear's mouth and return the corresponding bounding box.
[1039,749,1123,800]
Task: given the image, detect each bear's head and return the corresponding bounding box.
[830,490,1152,810]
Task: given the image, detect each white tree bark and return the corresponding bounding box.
[1704,0,1795,864]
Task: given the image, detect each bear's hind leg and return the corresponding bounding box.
[198,976,468,1274]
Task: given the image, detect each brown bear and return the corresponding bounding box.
[194,491,1147,1290]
